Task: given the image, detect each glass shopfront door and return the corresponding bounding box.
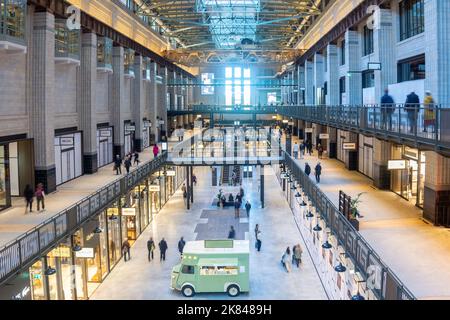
[97,127,113,168]
[106,204,122,268]
[0,145,10,210]
[55,132,83,185]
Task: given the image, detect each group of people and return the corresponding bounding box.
[23,183,46,214]
[304,162,322,183]
[292,140,320,160]
[381,89,436,133]
[114,152,140,175]
[281,244,303,273]
[218,188,251,218]
[121,236,187,263]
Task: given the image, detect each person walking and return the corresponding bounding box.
[228,226,236,239]
[299,142,306,159]
[292,244,303,268]
[381,88,395,131]
[124,157,132,174]
[423,91,436,133]
[153,144,160,158]
[293,142,299,159]
[192,174,197,186]
[307,140,313,156]
[305,163,311,177]
[234,200,241,218]
[255,224,261,240]
[147,237,155,262]
[24,184,34,214]
[133,152,140,166]
[35,183,45,213]
[159,238,168,261]
[245,201,252,217]
[315,162,322,183]
[178,237,186,256]
[318,144,324,159]
[114,155,122,175]
[282,247,292,273]
[405,91,420,134]
[256,237,262,252]
[122,239,131,262]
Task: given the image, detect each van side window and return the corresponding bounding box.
[181,265,195,274]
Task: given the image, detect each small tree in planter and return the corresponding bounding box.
[349,192,366,231]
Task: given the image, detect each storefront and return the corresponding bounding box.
[97,126,113,168]
[54,131,83,185]
[142,120,152,150]
[390,146,426,207]
[1,165,186,300]
[358,134,374,179]
[0,138,34,211]
[124,122,135,155]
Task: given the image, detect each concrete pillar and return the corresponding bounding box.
[326,44,340,105]
[31,11,56,192]
[373,8,396,102]
[314,53,324,105]
[423,152,450,225]
[111,46,125,157]
[305,60,314,105]
[425,0,450,105]
[327,127,338,159]
[132,55,144,152]
[372,138,392,190]
[345,30,362,105]
[260,165,265,208]
[79,32,98,174]
[150,62,158,142]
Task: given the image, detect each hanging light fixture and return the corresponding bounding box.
[72,244,82,252]
[93,226,103,234]
[322,241,332,249]
[45,266,56,276]
[334,262,347,273]
[109,214,118,221]
[306,211,314,218]
[313,224,322,232]
[352,292,365,300]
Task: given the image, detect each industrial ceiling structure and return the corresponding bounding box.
[135,0,324,66]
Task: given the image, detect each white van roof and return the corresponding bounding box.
[183,240,250,255]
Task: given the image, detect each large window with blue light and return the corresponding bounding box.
[225,67,251,106]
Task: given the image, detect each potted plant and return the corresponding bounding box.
[349,192,366,231]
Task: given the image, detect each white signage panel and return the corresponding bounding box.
[343,143,357,150]
[388,160,407,170]
[75,248,94,259]
[305,128,313,133]
[122,208,136,216]
[319,134,330,139]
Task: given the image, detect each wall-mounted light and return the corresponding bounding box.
[45,266,56,276]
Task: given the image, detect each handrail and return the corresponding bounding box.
[282,151,415,300]
[0,152,168,285]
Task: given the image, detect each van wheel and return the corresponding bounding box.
[182,285,195,297]
[227,285,240,297]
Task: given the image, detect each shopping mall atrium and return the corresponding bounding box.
[0,0,449,302]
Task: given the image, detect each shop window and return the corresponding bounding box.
[397,54,425,83]
[54,132,83,186]
[182,265,195,274]
[399,0,424,41]
[0,0,26,42]
[29,260,46,300]
[363,25,374,56]
[340,40,345,65]
[362,70,375,88]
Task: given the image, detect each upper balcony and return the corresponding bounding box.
[54,19,80,66]
[0,0,26,54]
[97,37,113,74]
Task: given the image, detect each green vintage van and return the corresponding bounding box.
[171,240,250,297]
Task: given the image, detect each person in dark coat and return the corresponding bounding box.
[245,201,252,217]
[24,184,34,214]
[305,163,311,177]
[124,157,132,174]
[114,155,122,175]
[122,239,131,262]
[159,238,168,261]
[147,237,155,262]
[405,91,420,134]
[178,237,186,255]
[133,152,140,166]
[228,226,236,239]
[315,162,322,183]
[381,89,395,130]
[234,200,241,218]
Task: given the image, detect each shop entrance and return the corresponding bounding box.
[391,146,426,207]
[97,127,113,168]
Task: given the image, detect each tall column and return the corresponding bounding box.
[31,12,56,192]
[423,152,450,225]
[425,0,450,105]
[326,44,340,105]
[79,33,98,174]
[345,30,362,105]
[372,138,392,189]
[314,53,324,105]
[373,8,396,101]
[298,65,305,105]
[150,61,158,142]
[260,165,265,208]
[157,66,169,140]
[132,55,144,152]
[304,60,314,105]
[327,127,338,159]
[112,46,125,157]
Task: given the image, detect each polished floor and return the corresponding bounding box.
[91,166,328,300]
[288,135,450,300]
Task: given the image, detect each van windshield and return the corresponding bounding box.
[181,265,195,274]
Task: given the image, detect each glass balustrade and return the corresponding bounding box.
[55,19,80,61]
[97,37,113,70]
[0,0,26,44]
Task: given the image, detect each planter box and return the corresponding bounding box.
[349,218,360,231]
